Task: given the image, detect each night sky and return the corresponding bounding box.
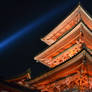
[0,0,92,79]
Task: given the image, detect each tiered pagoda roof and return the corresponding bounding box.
[41,5,92,45]
[2,4,92,92]
[27,49,92,91]
[27,4,92,91]
[34,4,92,68]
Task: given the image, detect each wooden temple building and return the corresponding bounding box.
[29,4,92,92]
[1,4,92,92]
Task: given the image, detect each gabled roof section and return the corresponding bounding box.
[41,4,92,45]
[5,68,31,82]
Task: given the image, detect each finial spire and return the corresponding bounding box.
[78,1,82,6]
[79,1,81,5]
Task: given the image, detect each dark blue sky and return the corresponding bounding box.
[0,0,92,79]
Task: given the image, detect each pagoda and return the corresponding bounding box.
[1,4,92,92]
[27,4,92,92]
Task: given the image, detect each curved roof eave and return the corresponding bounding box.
[41,4,92,45]
[28,48,92,84]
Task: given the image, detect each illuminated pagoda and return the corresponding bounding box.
[27,4,92,92]
[1,3,92,92]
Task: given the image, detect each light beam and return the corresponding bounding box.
[0,0,79,51]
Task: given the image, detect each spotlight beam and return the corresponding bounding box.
[0,0,79,51]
